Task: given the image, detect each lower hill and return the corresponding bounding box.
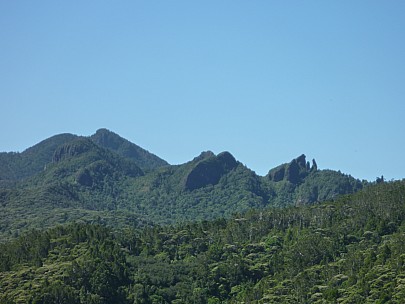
[1,181,404,303]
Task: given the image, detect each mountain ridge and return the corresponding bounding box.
[90,128,168,171]
[0,133,78,184]
[0,129,168,185]
[0,129,366,241]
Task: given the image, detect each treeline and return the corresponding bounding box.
[1,181,405,303]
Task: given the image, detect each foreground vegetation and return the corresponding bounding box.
[1,180,404,303]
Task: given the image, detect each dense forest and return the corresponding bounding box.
[1,180,404,303]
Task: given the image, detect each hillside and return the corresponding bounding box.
[90,128,168,171]
[1,181,404,303]
[0,133,77,185]
[0,129,168,185]
[0,130,364,241]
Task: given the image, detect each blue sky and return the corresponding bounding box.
[1,1,404,181]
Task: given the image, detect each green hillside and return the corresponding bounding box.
[0,133,78,185]
[0,130,365,241]
[1,181,404,303]
[0,129,168,186]
[90,128,168,171]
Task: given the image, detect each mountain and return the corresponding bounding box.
[90,128,168,171]
[268,154,316,183]
[0,130,365,241]
[184,151,238,190]
[1,180,404,303]
[266,154,364,206]
[0,133,77,185]
[0,136,149,239]
[49,136,144,186]
[0,129,168,186]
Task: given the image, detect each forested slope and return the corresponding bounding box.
[0,133,77,184]
[0,130,366,241]
[90,128,168,171]
[1,181,404,303]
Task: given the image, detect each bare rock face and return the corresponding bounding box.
[286,158,301,184]
[268,154,318,184]
[191,151,216,163]
[52,138,95,163]
[184,151,238,191]
[268,164,285,182]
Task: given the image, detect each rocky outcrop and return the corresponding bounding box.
[268,154,318,184]
[191,151,215,163]
[52,138,95,163]
[268,164,285,182]
[311,159,318,172]
[184,151,238,191]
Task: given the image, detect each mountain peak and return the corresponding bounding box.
[92,128,125,150]
[90,128,168,171]
[184,151,238,191]
[267,154,317,184]
[192,151,215,162]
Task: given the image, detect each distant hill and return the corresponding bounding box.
[0,129,168,186]
[0,129,367,240]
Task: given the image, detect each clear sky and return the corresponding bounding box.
[1,1,404,181]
